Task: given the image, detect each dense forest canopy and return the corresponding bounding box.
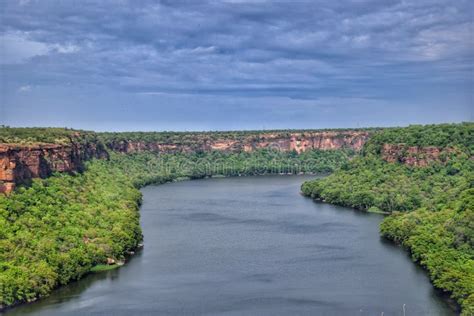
[362,123,474,155]
[302,122,474,315]
[0,127,96,145]
[0,158,143,307]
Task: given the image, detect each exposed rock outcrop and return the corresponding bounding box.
[105,131,370,154]
[0,140,108,194]
[381,144,456,167]
[0,130,370,194]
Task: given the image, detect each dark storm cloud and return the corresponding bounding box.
[0,0,472,130]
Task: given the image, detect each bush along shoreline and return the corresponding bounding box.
[301,123,474,315]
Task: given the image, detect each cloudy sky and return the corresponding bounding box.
[1,0,472,131]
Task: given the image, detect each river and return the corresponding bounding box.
[5,176,454,315]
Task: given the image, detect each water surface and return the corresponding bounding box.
[5,176,454,315]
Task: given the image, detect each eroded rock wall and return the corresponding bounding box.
[3,128,458,194]
[0,130,370,194]
[381,144,457,167]
[105,131,370,154]
[0,141,108,194]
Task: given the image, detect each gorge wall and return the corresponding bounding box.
[380,144,458,167]
[0,141,108,194]
[105,131,370,154]
[0,130,370,194]
[2,127,460,194]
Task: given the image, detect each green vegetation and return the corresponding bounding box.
[301,123,474,314]
[380,208,474,315]
[0,159,143,308]
[90,264,121,273]
[0,147,351,308]
[110,149,355,187]
[0,127,97,145]
[363,122,473,154]
[301,155,472,212]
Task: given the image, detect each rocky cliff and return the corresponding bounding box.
[105,131,370,154]
[3,128,458,194]
[380,143,457,167]
[0,140,108,194]
[0,130,370,194]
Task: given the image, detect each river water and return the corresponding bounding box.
[5,176,454,315]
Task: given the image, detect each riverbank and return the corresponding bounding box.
[301,124,473,315]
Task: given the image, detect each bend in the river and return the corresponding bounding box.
[4,176,455,316]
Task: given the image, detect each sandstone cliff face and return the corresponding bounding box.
[0,141,108,194]
[0,130,370,194]
[105,131,370,154]
[381,144,456,167]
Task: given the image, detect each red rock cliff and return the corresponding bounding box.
[0,130,370,194]
[0,140,108,194]
[381,144,457,167]
[106,131,370,154]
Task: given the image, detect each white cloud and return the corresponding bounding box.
[17,85,32,93]
[0,32,80,64]
[51,43,80,54]
[174,46,217,56]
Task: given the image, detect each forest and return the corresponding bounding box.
[0,127,96,145]
[301,123,474,314]
[0,147,352,309]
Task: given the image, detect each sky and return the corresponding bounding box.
[0,0,473,131]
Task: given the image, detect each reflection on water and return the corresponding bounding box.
[4,176,456,316]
